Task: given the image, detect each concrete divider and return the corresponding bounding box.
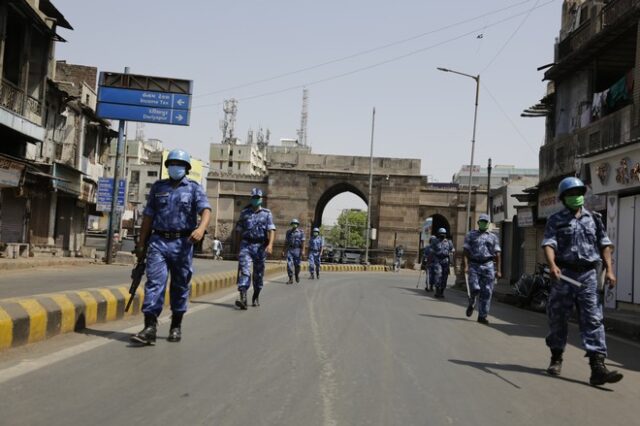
[0,262,387,350]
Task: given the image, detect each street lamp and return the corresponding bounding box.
[437,67,480,234]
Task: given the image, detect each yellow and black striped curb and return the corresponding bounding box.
[0,263,387,350]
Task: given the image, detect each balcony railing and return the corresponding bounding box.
[602,0,640,27]
[557,20,594,60]
[540,105,633,182]
[0,78,42,123]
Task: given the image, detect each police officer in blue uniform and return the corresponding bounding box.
[422,235,438,291]
[235,188,276,309]
[427,228,455,299]
[542,177,622,386]
[308,227,324,279]
[131,149,211,345]
[394,245,404,273]
[283,218,305,284]
[463,213,501,323]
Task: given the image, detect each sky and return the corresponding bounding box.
[54,0,561,224]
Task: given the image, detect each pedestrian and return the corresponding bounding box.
[212,236,223,260]
[394,244,404,272]
[283,218,305,284]
[131,149,211,345]
[463,213,501,324]
[308,227,324,279]
[234,188,276,309]
[428,228,455,298]
[541,177,623,386]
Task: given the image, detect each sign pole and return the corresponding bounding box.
[106,67,129,264]
[364,107,375,267]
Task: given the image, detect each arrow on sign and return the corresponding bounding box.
[175,114,184,121]
[177,99,185,106]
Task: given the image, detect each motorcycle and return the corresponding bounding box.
[513,263,551,312]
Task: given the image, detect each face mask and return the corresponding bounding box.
[564,195,584,210]
[478,221,489,232]
[168,165,186,181]
[291,224,299,229]
[250,198,262,208]
[438,235,445,240]
[313,232,319,237]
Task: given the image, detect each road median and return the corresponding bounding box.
[0,262,387,350]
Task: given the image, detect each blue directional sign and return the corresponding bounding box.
[97,177,126,212]
[97,71,193,126]
[98,87,191,110]
[97,103,190,126]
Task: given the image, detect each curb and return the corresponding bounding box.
[0,263,387,350]
[0,258,97,271]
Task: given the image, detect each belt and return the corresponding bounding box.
[243,237,265,244]
[557,261,596,273]
[470,257,494,265]
[153,229,192,239]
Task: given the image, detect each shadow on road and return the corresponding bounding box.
[448,359,604,390]
[391,286,438,298]
[419,313,472,322]
[79,327,152,348]
[191,300,237,309]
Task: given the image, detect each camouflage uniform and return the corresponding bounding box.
[141,177,211,316]
[464,230,501,318]
[285,228,305,280]
[308,235,324,277]
[542,208,611,355]
[236,206,276,292]
[427,238,454,291]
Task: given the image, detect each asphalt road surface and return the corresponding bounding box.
[0,272,638,425]
[0,259,238,299]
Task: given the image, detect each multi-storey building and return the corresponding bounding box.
[528,0,640,308]
[209,141,267,176]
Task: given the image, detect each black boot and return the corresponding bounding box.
[252,289,261,307]
[235,290,248,310]
[130,314,157,345]
[168,312,183,342]
[546,349,563,376]
[316,270,320,279]
[295,265,301,283]
[589,353,623,386]
[287,276,293,285]
[439,287,445,299]
[425,286,432,293]
[466,296,476,317]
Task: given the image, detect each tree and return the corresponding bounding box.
[326,209,367,248]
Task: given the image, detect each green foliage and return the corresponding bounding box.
[325,210,367,248]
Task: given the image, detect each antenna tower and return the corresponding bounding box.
[297,88,308,146]
[220,99,238,144]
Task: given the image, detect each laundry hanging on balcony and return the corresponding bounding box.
[592,69,635,121]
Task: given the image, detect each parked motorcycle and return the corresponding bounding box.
[513,263,551,312]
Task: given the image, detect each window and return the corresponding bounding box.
[228,161,233,167]
[237,163,241,170]
[131,171,140,184]
[145,183,153,189]
[147,170,157,177]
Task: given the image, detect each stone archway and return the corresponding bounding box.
[429,214,451,237]
[312,182,368,228]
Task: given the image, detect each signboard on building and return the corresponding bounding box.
[97,177,125,212]
[96,72,192,126]
[538,188,563,219]
[492,194,506,223]
[160,150,204,184]
[52,163,82,196]
[0,156,25,188]
[461,165,481,174]
[587,145,640,195]
[517,207,534,227]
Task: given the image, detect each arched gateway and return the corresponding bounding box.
[207,152,488,266]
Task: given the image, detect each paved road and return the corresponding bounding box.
[0,272,638,425]
[0,259,238,299]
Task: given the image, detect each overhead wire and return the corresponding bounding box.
[192,0,557,110]
[194,0,539,98]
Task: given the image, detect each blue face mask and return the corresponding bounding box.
[168,165,186,181]
[250,198,262,207]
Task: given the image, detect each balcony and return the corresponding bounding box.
[602,0,640,27]
[0,79,43,124]
[540,105,633,182]
[80,156,105,182]
[557,20,596,61]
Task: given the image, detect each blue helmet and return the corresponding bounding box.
[558,176,586,198]
[250,188,263,197]
[290,218,300,225]
[165,149,191,170]
[437,228,447,235]
[478,213,490,222]
[312,227,320,233]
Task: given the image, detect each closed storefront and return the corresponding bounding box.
[586,144,640,308]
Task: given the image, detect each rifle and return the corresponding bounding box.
[125,257,146,312]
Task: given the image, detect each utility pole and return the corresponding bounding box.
[106,67,129,264]
[365,107,375,266]
[487,157,492,217]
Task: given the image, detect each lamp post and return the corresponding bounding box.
[437,67,480,234]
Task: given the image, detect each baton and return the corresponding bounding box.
[416,266,423,288]
[464,272,471,298]
[544,267,583,288]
